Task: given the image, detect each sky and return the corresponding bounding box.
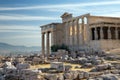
[0,0,120,47]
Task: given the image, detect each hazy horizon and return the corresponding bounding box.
[0,0,120,47]
[0,42,41,47]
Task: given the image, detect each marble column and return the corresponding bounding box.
[67,22,70,46]
[82,18,84,43]
[70,22,72,46]
[46,32,50,59]
[100,27,103,39]
[115,27,118,39]
[94,27,98,40]
[65,22,68,45]
[51,31,55,46]
[108,27,111,39]
[76,19,79,50]
[42,33,45,58]
[72,20,75,51]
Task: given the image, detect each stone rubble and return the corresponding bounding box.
[0,50,120,80]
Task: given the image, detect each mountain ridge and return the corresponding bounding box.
[0,42,41,55]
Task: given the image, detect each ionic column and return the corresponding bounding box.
[70,22,72,46]
[72,21,75,51]
[108,27,111,39]
[51,31,55,46]
[94,27,98,40]
[115,27,118,39]
[46,32,50,59]
[65,22,68,45]
[68,22,70,46]
[100,27,103,39]
[42,33,45,58]
[82,18,84,43]
[76,19,79,49]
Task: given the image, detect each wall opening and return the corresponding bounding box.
[118,27,120,39]
[79,19,82,24]
[84,17,87,24]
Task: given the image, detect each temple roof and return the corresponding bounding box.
[40,23,61,28]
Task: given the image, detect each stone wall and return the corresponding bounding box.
[89,40,120,51]
[54,23,65,45]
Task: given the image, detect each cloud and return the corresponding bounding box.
[0,25,39,30]
[0,34,41,46]
[0,1,120,11]
[101,12,120,17]
[0,14,59,21]
[0,29,40,33]
[0,28,41,39]
[0,25,41,32]
[8,35,41,39]
[0,34,41,39]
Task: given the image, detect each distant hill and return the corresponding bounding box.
[0,42,41,56]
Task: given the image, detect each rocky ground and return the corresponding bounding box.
[0,49,120,80]
[29,49,120,80]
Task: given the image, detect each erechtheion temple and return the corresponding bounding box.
[41,12,120,56]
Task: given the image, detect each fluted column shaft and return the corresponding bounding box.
[42,33,45,58]
[72,21,75,51]
[76,19,79,48]
[46,32,50,59]
[65,22,68,45]
[69,22,72,46]
[68,22,70,46]
[82,18,84,43]
[51,31,54,46]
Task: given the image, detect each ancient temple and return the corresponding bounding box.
[40,12,120,56]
